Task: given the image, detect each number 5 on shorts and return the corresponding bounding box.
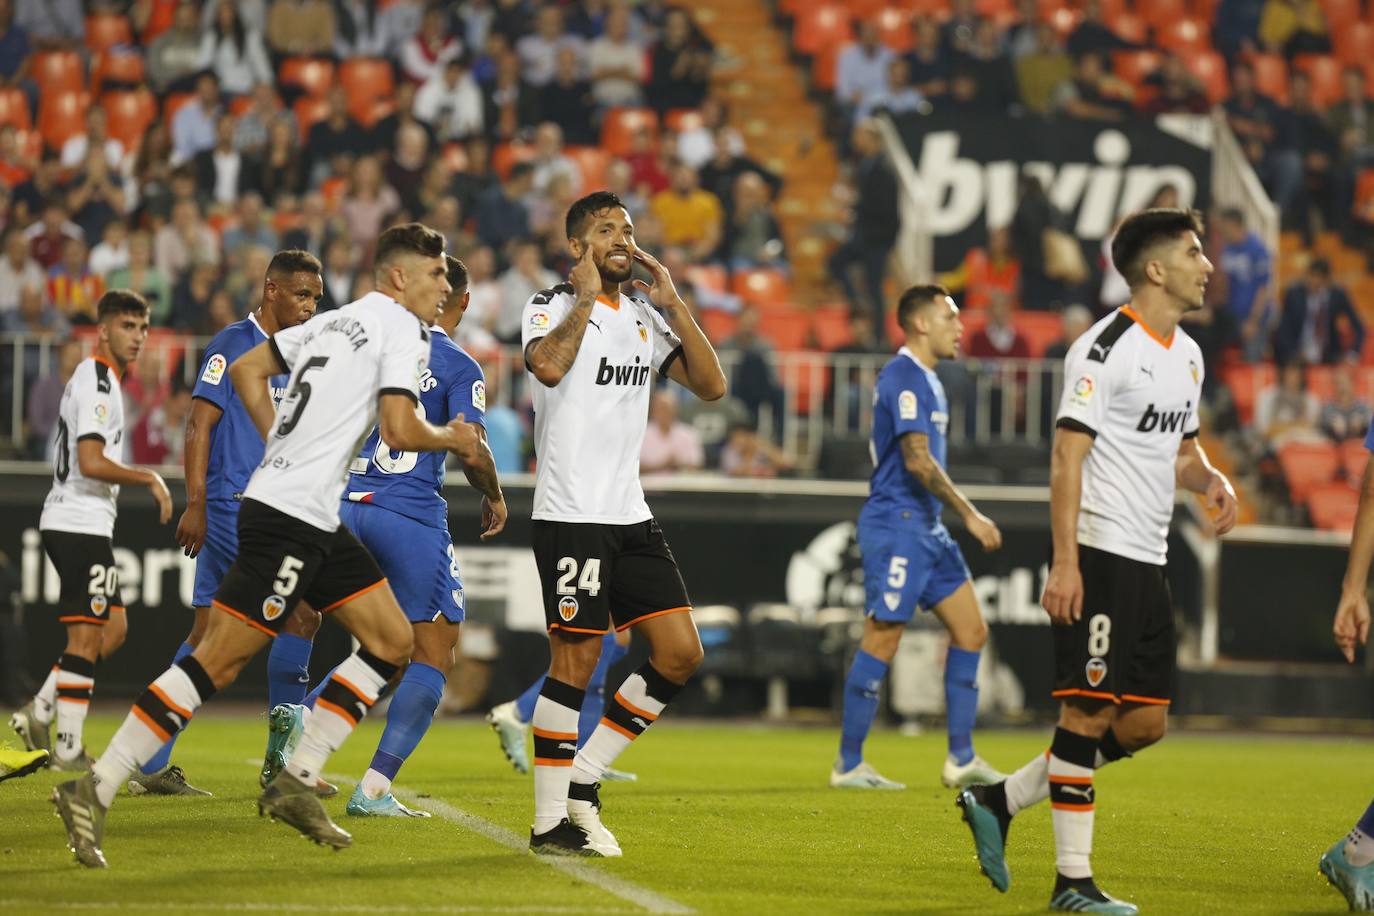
[274,556,303,596]
[887,556,908,589]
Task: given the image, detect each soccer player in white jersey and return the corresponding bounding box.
[52,224,482,868]
[956,209,1238,914]
[9,290,173,772]
[521,191,726,857]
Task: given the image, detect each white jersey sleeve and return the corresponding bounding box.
[378,312,429,401]
[521,284,574,351]
[1056,337,1118,437]
[269,321,308,370]
[643,299,683,373]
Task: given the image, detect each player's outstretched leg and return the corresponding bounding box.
[0,744,50,782]
[10,663,57,753]
[487,690,533,774]
[129,640,212,797]
[830,619,905,789]
[581,632,635,782]
[1321,797,1374,912]
[48,652,96,772]
[260,605,323,791]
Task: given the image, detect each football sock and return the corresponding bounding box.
[32,663,59,724]
[571,661,682,786]
[361,662,447,799]
[92,656,217,808]
[1344,799,1374,867]
[532,677,584,835]
[1049,727,1099,881]
[302,661,339,710]
[286,650,396,786]
[1094,727,1131,768]
[1004,728,1130,816]
[515,674,544,724]
[266,632,314,709]
[140,641,195,775]
[578,633,628,747]
[838,649,888,772]
[53,653,96,762]
[944,646,980,766]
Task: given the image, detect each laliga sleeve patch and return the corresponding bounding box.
[898,390,918,420]
[92,401,110,426]
[471,379,487,412]
[1070,374,1095,407]
[528,309,551,332]
[201,353,227,385]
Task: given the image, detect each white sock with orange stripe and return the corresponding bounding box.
[532,677,584,835]
[53,653,96,763]
[91,656,217,808]
[32,663,59,724]
[570,662,683,787]
[1004,748,1050,815]
[1048,727,1099,880]
[285,649,397,786]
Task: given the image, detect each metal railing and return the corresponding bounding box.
[1210,107,1281,286]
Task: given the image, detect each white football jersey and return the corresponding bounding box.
[40,357,126,538]
[244,291,431,531]
[1056,306,1203,566]
[522,285,683,524]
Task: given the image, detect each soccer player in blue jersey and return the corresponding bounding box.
[134,250,324,797]
[329,255,507,816]
[832,284,1005,791]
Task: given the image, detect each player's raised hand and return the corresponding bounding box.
[1334,589,1371,663]
[965,510,1002,552]
[148,471,173,524]
[480,494,507,541]
[631,248,681,307]
[570,243,600,299]
[1205,472,1238,535]
[1042,560,1084,625]
[176,501,207,557]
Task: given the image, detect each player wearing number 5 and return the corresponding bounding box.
[521,191,726,858]
[835,284,1004,794]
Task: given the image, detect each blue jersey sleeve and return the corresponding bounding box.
[1363,415,1374,453]
[191,327,252,413]
[445,348,487,428]
[883,364,935,440]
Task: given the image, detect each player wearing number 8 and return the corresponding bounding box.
[955,209,1239,914]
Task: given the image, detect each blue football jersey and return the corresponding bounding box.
[864,346,949,531]
[343,329,487,528]
[191,315,289,503]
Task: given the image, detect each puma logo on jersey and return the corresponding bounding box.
[594,356,652,387]
[1136,402,1191,433]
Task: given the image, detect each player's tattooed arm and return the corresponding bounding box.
[900,433,1001,552]
[527,247,600,386]
[459,424,507,540]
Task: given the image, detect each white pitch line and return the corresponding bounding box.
[0,903,621,915]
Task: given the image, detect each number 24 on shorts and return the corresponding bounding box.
[556,557,602,596]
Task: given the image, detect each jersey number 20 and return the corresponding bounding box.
[371,402,427,475]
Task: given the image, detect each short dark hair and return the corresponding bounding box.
[565,190,627,240]
[97,289,150,321]
[266,248,322,280]
[374,222,445,267]
[896,284,951,332]
[1219,207,1244,225]
[446,254,469,291]
[1308,256,1331,277]
[1110,207,1205,288]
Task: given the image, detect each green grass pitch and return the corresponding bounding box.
[0,710,1367,914]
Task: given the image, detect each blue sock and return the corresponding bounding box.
[368,662,447,782]
[303,662,339,710]
[577,633,629,746]
[266,633,313,710]
[1358,797,1374,836]
[140,641,195,775]
[514,673,545,723]
[945,646,981,766]
[838,649,888,772]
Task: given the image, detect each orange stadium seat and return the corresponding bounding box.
[440,142,469,173]
[92,51,145,93]
[1113,49,1164,91]
[757,310,810,351]
[279,57,336,98]
[101,90,157,151]
[1341,438,1370,482]
[139,0,177,42]
[846,0,890,16]
[779,354,832,415]
[339,58,395,120]
[663,108,704,133]
[873,8,914,53]
[293,95,331,143]
[812,45,839,91]
[566,145,610,189]
[976,0,1014,13]
[601,107,657,157]
[1221,362,1275,425]
[491,141,534,178]
[162,91,195,127]
[732,268,791,307]
[1334,22,1374,68]
[1138,0,1188,29]
[1250,53,1290,104]
[794,4,853,55]
[1186,50,1231,104]
[685,264,726,293]
[31,51,84,94]
[85,13,132,54]
[1106,12,1148,46]
[0,88,32,130]
[1278,440,1341,503]
[38,90,90,150]
[1015,312,1063,358]
[811,305,855,351]
[1294,54,1344,108]
[1157,18,1211,56]
[1308,482,1360,532]
[698,309,739,344]
[1320,0,1362,31]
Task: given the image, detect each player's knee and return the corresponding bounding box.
[370,622,414,667]
[1121,716,1167,751]
[953,618,988,652]
[653,639,703,682]
[284,605,322,640]
[100,618,128,658]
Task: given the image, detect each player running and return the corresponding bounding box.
[335,254,507,817]
[127,250,324,799]
[1319,419,1374,910]
[52,224,482,868]
[9,291,173,772]
[833,284,1004,791]
[956,208,1237,914]
[521,191,726,857]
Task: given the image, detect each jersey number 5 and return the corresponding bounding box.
[275,356,330,438]
[555,557,602,597]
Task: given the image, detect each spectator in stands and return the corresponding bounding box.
[167,259,217,331]
[109,231,172,324]
[641,390,706,475]
[172,73,223,166]
[0,226,42,313]
[1045,303,1094,361]
[414,56,485,141]
[1329,66,1374,164]
[24,198,81,270]
[132,382,192,465]
[1066,0,1141,60]
[646,7,712,114]
[1259,0,1330,59]
[374,80,433,151]
[475,159,533,256]
[495,239,557,343]
[604,157,647,217]
[1005,0,1041,60]
[1287,70,1342,236]
[384,122,430,214]
[1213,0,1264,65]
[588,3,646,110]
[1226,61,1303,214]
[967,290,1031,360]
[25,336,81,458]
[1141,54,1211,115]
[1255,360,1321,446]
[485,45,541,141]
[0,0,36,117]
[864,57,928,121]
[940,225,1021,311]
[334,0,392,59]
[460,244,502,345]
[46,236,102,325]
[305,86,371,183]
[14,0,80,48]
[222,191,279,265]
[539,45,598,145]
[89,220,130,277]
[66,150,126,247]
[338,154,401,253]
[60,106,125,173]
[651,159,724,263]
[234,83,292,158]
[258,117,306,201]
[697,125,778,218]
[941,0,984,57]
[1,282,67,337]
[200,0,274,98]
[835,19,895,134]
[401,5,462,85]
[147,1,204,94]
[0,125,32,190]
[908,16,951,102]
[379,0,422,54]
[194,113,255,207]
[10,153,63,228]
[266,0,336,59]
[1216,207,1274,362]
[1016,21,1074,115]
[155,197,220,283]
[516,4,583,89]
[723,171,785,272]
[719,423,793,478]
[720,306,785,424]
[1275,257,1365,365]
[317,235,355,312]
[1052,51,1133,121]
[828,119,898,335]
[1320,362,1372,443]
[963,19,1018,113]
[1010,173,1068,310]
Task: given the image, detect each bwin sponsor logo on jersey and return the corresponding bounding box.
[1135,402,1191,433]
[594,355,652,387]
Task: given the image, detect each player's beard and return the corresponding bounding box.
[599,252,633,283]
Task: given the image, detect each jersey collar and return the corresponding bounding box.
[596,293,620,311]
[897,345,935,373]
[92,354,122,379]
[1120,306,1174,349]
[247,311,266,337]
